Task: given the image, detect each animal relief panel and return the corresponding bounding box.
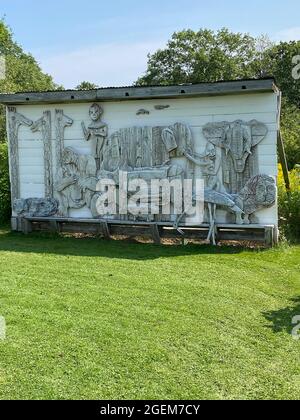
[1,80,280,244]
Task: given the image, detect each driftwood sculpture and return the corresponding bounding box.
[175,175,277,245]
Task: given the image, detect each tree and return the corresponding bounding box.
[76,81,99,90]
[136,29,300,168]
[261,41,300,169]
[0,19,57,141]
[136,28,263,86]
[263,41,300,108]
[280,99,300,170]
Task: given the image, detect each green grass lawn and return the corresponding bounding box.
[0,226,299,400]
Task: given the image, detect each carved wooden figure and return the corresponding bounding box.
[7,107,33,201]
[0,79,279,246]
[82,103,108,169]
[55,109,73,168]
[203,120,268,193]
[31,111,53,197]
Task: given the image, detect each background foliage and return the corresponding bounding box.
[280,99,300,170]
[137,29,300,168]
[278,165,300,241]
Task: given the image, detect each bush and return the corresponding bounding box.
[0,142,11,223]
[278,165,300,241]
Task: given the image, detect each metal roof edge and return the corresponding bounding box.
[0,78,278,105]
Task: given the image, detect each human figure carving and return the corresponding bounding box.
[184,143,222,191]
[82,104,108,170]
[55,147,97,216]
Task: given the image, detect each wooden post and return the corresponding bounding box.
[11,217,18,232]
[49,220,60,233]
[100,222,110,240]
[22,219,32,235]
[150,224,162,245]
[278,131,290,192]
[265,226,274,248]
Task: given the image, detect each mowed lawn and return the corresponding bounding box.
[0,227,299,400]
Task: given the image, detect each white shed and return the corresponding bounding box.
[0,78,281,245]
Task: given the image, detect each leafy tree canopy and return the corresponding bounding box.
[0,19,57,140]
[136,29,299,107]
[76,81,99,90]
[136,28,266,86]
[264,41,300,108]
[136,29,300,167]
[281,99,300,170]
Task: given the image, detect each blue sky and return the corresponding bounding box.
[1,0,300,88]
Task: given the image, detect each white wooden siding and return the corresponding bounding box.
[13,92,279,225]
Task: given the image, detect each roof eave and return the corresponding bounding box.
[0,79,279,106]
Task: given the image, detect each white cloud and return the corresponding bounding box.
[36,40,165,89]
[273,27,300,42]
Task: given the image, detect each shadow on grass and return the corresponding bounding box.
[263,297,300,335]
[0,227,261,260]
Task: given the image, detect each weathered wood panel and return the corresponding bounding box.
[8,90,279,230]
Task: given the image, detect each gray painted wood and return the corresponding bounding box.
[49,220,60,232]
[150,224,162,244]
[7,107,33,202]
[19,217,277,246]
[21,219,32,234]
[0,79,277,105]
[31,111,53,197]
[277,131,290,192]
[100,222,111,239]
[264,226,275,247]
[23,216,275,229]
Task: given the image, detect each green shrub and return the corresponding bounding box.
[0,142,11,223]
[278,165,300,242]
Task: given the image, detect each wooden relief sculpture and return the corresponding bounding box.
[13,198,59,218]
[55,110,73,168]
[175,175,277,245]
[10,100,274,244]
[7,107,33,202]
[184,143,222,191]
[54,147,97,216]
[236,174,277,224]
[81,103,108,170]
[31,111,53,197]
[203,120,268,193]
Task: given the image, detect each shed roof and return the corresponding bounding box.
[0,78,278,105]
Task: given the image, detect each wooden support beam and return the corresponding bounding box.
[16,218,277,247]
[49,220,60,233]
[11,217,19,232]
[100,222,110,240]
[150,224,162,245]
[278,131,290,192]
[22,219,32,235]
[264,227,275,248]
